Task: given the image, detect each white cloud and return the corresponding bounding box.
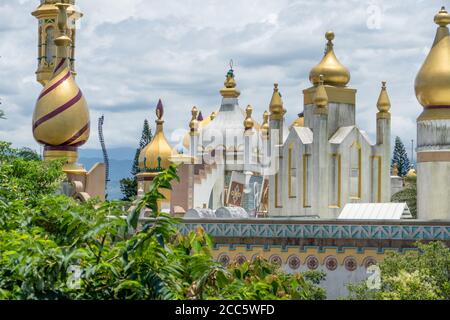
[0,0,446,155]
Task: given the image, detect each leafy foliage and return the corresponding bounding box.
[346,241,450,300]
[120,119,153,201]
[391,176,417,218]
[0,141,325,300]
[391,136,410,177]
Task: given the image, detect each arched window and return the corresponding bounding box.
[45,26,55,65]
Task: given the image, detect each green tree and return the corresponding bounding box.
[346,241,450,300]
[0,141,325,300]
[391,175,417,218]
[0,109,5,119]
[120,119,153,200]
[392,137,410,177]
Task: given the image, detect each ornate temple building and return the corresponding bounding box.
[30,2,450,298]
[135,31,393,219]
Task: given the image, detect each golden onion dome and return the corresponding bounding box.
[290,112,305,129]
[406,168,417,178]
[138,100,176,171]
[244,105,254,130]
[269,83,283,117]
[415,7,450,109]
[32,3,89,148]
[309,31,350,87]
[377,81,391,113]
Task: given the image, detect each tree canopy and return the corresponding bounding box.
[120,119,153,201]
[0,141,325,300]
[346,241,450,300]
[392,136,410,177]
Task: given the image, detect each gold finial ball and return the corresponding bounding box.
[274,83,279,91]
[325,31,335,41]
[191,106,198,117]
[244,105,254,130]
[435,6,450,27]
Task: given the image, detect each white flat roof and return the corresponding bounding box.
[338,203,412,220]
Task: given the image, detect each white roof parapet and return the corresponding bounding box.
[338,203,413,220]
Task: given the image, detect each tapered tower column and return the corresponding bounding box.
[189,106,200,162]
[312,76,330,217]
[375,81,392,203]
[415,7,450,220]
[268,83,285,214]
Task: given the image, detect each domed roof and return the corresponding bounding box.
[406,168,417,178]
[415,7,450,108]
[138,100,176,171]
[309,31,350,87]
[32,3,89,148]
[290,112,304,129]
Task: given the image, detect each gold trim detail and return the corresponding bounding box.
[329,153,342,208]
[417,151,450,162]
[417,108,450,121]
[302,154,311,208]
[288,144,296,198]
[371,156,382,203]
[303,85,356,106]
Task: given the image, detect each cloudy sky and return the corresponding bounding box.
[0,0,444,155]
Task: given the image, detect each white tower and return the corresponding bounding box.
[415,7,450,220]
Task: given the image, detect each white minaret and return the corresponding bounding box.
[268,83,285,215]
[415,7,450,220]
[311,76,331,217]
[375,81,392,203]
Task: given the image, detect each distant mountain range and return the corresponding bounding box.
[79,147,136,200]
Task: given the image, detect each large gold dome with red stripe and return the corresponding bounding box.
[32,62,90,148]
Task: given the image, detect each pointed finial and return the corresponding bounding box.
[244,105,254,131]
[313,75,329,112]
[190,106,199,135]
[220,62,240,97]
[269,83,284,118]
[377,81,391,115]
[434,6,450,27]
[325,31,335,54]
[261,110,269,138]
[197,111,204,121]
[156,99,164,120]
[210,111,217,120]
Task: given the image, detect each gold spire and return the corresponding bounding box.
[138,100,175,171]
[313,75,328,114]
[269,83,284,119]
[261,111,269,138]
[220,63,241,98]
[32,3,89,170]
[309,31,350,87]
[377,81,391,119]
[244,105,254,131]
[189,106,199,136]
[415,7,450,121]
